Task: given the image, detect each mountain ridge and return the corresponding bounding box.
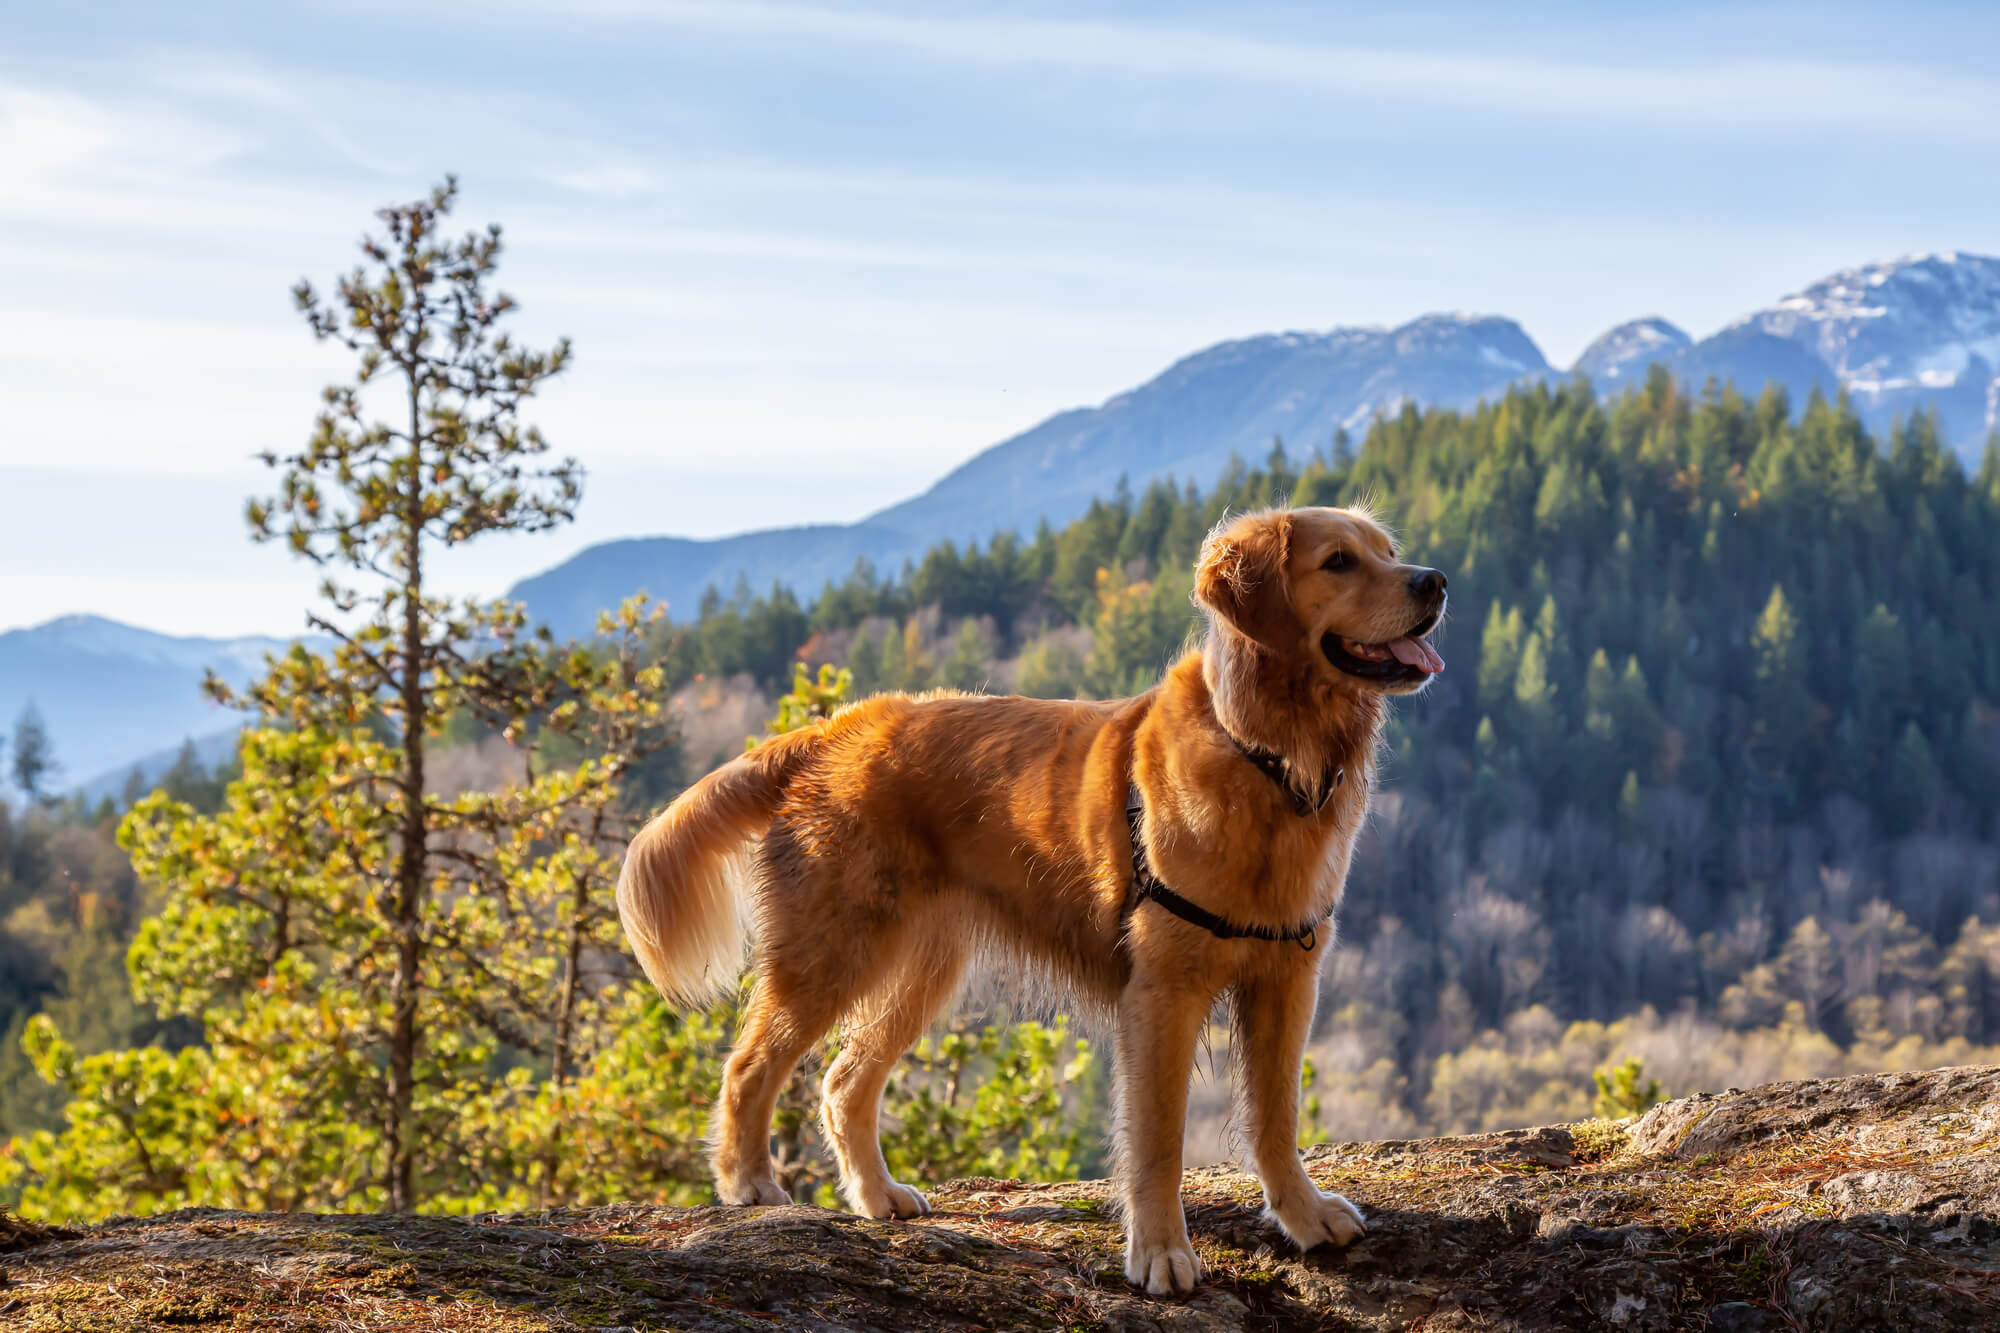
[508,249,2000,637]
[510,310,1554,634]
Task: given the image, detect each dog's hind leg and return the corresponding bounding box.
[709,827,853,1204]
[711,821,921,1207]
[821,926,968,1219]
[711,968,844,1206]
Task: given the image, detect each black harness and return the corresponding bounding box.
[1124,733,1343,952]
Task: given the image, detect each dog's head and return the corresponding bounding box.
[1195,506,1447,695]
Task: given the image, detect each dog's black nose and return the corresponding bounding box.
[1408,567,1447,600]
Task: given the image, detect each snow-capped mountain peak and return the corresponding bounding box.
[1572,317,1693,383]
[1564,251,2000,451]
[1738,251,2000,392]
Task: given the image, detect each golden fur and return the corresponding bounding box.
[616,506,1447,1294]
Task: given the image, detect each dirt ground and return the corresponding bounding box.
[4,1065,1996,1331]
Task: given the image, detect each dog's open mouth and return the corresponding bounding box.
[1321,609,1444,682]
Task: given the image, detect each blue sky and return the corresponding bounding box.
[5,1,2000,636]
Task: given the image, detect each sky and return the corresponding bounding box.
[5,0,2000,638]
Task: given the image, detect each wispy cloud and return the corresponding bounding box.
[0,84,255,187]
[463,0,2000,141]
[146,56,424,179]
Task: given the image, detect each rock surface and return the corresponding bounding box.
[5,1066,1996,1331]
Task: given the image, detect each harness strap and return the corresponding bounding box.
[1226,732,1343,817]
[1125,784,1327,951]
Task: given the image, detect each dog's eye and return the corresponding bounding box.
[1322,550,1353,573]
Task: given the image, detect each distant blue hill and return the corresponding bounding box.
[509,523,921,643]
[0,616,294,799]
[73,725,243,806]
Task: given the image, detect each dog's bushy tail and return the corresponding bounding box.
[616,726,823,1008]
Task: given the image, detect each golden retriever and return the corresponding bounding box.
[617,505,1446,1295]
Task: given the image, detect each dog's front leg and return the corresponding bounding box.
[1115,972,1210,1296]
[1234,966,1366,1251]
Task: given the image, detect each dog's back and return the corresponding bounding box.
[618,688,1142,1015]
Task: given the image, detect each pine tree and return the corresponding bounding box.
[10,703,58,804]
[1477,603,1525,717]
[1512,631,1558,786]
[7,178,676,1219]
[845,621,883,694]
[1015,632,1086,699]
[1776,917,1843,1033]
[1885,722,1941,836]
[899,618,936,689]
[1749,584,1811,796]
[1579,649,1621,801]
[1614,657,1661,780]
[1082,566,1186,698]
[1616,771,1644,836]
[1854,603,1910,751]
[1532,595,1571,701]
[1583,649,1617,740]
[159,740,225,812]
[244,178,579,1209]
[939,618,994,692]
[878,619,909,691]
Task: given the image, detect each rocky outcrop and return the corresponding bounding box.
[4,1066,1996,1331]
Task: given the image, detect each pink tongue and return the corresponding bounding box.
[1387,637,1445,673]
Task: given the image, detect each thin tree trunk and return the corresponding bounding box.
[541,800,607,1208]
[270,891,291,974]
[386,370,428,1213]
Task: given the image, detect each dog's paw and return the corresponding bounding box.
[854,1179,932,1220]
[1125,1233,1205,1296]
[1264,1188,1366,1251]
[717,1176,790,1206]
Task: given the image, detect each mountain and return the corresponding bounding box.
[1727,251,2000,446]
[511,313,1552,634]
[1572,316,1691,386]
[507,524,915,652]
[0,616,287,796]
[1621,252,2000,448]
[867,313,1549,545]
[509,251,2000,637]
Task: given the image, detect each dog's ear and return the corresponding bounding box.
[1195,511,1296,648]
